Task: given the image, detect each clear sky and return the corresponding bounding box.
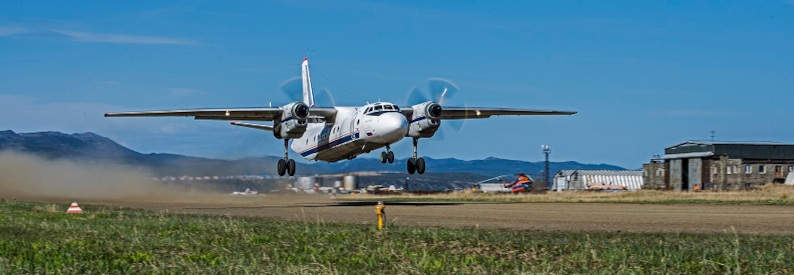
[2,1,793,169]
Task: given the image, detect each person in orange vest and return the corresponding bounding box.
[504,173,533,193]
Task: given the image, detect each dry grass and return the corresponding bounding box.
[31,204,61,213]
[2,201,792,274]
[349,184,794,205]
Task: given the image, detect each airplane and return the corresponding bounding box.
[105,58,576,176]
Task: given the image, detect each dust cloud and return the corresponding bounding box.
[0,151,192,202]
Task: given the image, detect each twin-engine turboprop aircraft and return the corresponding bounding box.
[105,58,576,176]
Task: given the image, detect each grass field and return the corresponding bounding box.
[350,184,794,205]
[1,201,792,274]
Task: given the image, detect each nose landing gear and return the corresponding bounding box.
[407,137,426,174]
[380,145,395,164]
[277,139,296,176]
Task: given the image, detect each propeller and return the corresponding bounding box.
[279,77,336,107]
[406,78,467,139]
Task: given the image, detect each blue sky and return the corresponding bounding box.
[2,1,793,169]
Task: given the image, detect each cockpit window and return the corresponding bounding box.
[365,104,400,115]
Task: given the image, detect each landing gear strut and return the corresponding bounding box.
[406,137,425,174]
[380,144,395,164]
[277,139,296,176]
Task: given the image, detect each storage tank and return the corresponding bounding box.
[295,176,316,191]
[343,175,358,190]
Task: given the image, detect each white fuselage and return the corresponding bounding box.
[290,102,408,162]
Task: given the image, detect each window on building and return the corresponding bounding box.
[759,165,766,174]
[789,166,793,172]
[745,165,752,174]
[656,169,663,177]
[727,167,732,175]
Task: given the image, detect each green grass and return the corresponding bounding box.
[1,201,792,274]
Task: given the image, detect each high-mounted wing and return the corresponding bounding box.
[104,108,281,121]
[230,121,274,131]
[399,106,576,120]
[104,107,338,121]
[440,107,576,119]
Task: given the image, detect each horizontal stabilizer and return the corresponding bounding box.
[230,121,274,131]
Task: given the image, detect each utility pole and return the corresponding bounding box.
[542,145,551,190]
[710,130,716,141]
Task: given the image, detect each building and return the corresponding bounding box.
[643,141,794,191]
[553,170,643,191]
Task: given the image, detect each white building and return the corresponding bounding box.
[553,170,643,191]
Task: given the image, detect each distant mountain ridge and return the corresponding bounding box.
[0,130,625,177]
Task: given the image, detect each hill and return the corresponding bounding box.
[0,130,624,178]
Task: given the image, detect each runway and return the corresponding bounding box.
[101,194,794,235]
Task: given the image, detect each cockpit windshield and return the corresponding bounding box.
[365,103,400,115]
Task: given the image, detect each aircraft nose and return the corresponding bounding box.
[374,113,408,143]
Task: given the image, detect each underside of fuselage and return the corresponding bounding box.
[315,139,389,162]
[293,123,393,163]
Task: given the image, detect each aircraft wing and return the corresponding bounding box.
[230,121,274,131]
[440,107,577,119]
[104,107,338,121]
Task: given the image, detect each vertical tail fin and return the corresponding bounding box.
[301,58,315,107]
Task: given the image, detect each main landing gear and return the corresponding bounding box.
[277,139,296,176]
[380,145,395,164]
[407,137,426,175]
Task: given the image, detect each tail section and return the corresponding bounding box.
[301,58,315,107]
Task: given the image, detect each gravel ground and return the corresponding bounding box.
[69,193,794,235]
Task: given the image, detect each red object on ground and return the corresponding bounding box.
[66,202,83,214]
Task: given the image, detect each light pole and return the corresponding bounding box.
[542,145,551,190]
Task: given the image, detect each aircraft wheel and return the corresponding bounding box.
[416,157,426,174]
[380,151,387,164]
[287,159,296,176]
[277,159,287,176]
[387,151,395,163]
[407,158,416,174]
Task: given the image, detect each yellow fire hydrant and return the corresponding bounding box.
[375,201,386,230]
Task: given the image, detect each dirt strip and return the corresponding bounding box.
[80,194,794,235]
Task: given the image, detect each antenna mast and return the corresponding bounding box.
[542,145,551,190]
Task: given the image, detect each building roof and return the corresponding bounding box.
[665,140,794,160]
[555,170,576,177]
[570,170,642,176]
[662,151,714,159]
[670,140,788,147]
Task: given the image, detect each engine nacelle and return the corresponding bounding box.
[273,102,309,139]
[407,102,442,138]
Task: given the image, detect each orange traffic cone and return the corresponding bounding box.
[66,202,83,214]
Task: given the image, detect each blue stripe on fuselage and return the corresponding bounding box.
[410,116,426,123]
[300,132,359,157]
